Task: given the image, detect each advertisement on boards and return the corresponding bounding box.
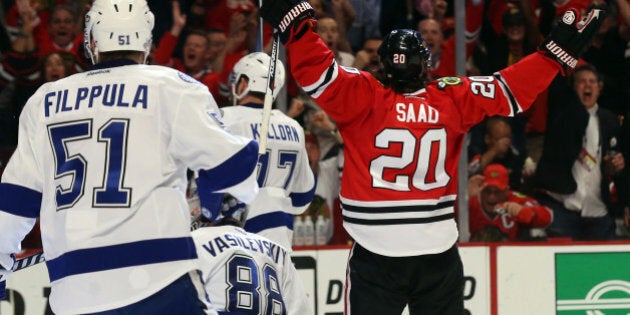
[555,252,630,314]
[4,243,630,315]
[497,244,630,315]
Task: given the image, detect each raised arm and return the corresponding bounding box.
[151,1,186,66]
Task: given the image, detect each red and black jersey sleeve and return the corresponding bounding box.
[285,29,381,127]
[427,53,561,133]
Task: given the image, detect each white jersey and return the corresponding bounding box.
[192,225,312,315]
[221,104,315,249]
[0,60,259,314]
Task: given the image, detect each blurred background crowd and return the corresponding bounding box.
[1,0,630,248]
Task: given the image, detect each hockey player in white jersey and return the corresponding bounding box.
[220,52,316,249]
[0,1,260,314]
[192,199,312,315]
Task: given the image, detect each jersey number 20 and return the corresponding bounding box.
[369,128,450,191]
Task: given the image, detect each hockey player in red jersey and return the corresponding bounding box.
[260,1,605,313]
[468,164,552,241]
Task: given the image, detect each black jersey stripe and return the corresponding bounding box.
[342,213,455,225]
[341,200,455,213]
[494,73,519,115]
[305,62,336,96]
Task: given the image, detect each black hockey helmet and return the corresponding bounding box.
[378,29,431,93]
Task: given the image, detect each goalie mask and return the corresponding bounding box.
[84,0,155,64]
[378,29,431,93]
[229,52,286,104]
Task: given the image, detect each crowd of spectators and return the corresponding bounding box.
[1,0,630,247]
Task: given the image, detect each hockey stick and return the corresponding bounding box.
[258,31,280,155]
[11,212,208,272]
[12,250,45,272]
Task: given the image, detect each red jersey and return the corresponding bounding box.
[285,27,561,256]
[469,191,553,240]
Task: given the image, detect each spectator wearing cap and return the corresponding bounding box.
[473,1,542,76]
[468,164,553,241]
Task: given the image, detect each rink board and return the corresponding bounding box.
[2,242,630,315]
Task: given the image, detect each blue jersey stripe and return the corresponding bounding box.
[289,177,316,208]
[197,141,258,192]
[0,183,42,218]
[244,211,294,233]
[46,237,197,282]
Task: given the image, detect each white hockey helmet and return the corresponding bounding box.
[84,0,155,64]
[229,52,286,103]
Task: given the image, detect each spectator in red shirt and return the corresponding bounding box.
[468,164,553,241]
[152,2,211,76]
[8,2,89,72]
[417,0,484,78]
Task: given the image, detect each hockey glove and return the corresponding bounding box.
[539,8,605,74]
[259,0,315,44]
[217,194,247,227]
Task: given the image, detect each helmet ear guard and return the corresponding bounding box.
[84,0,155,64]
[378,29,431,93]
[229,52,286,105]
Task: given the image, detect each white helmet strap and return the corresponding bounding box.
[231,75,251,105]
